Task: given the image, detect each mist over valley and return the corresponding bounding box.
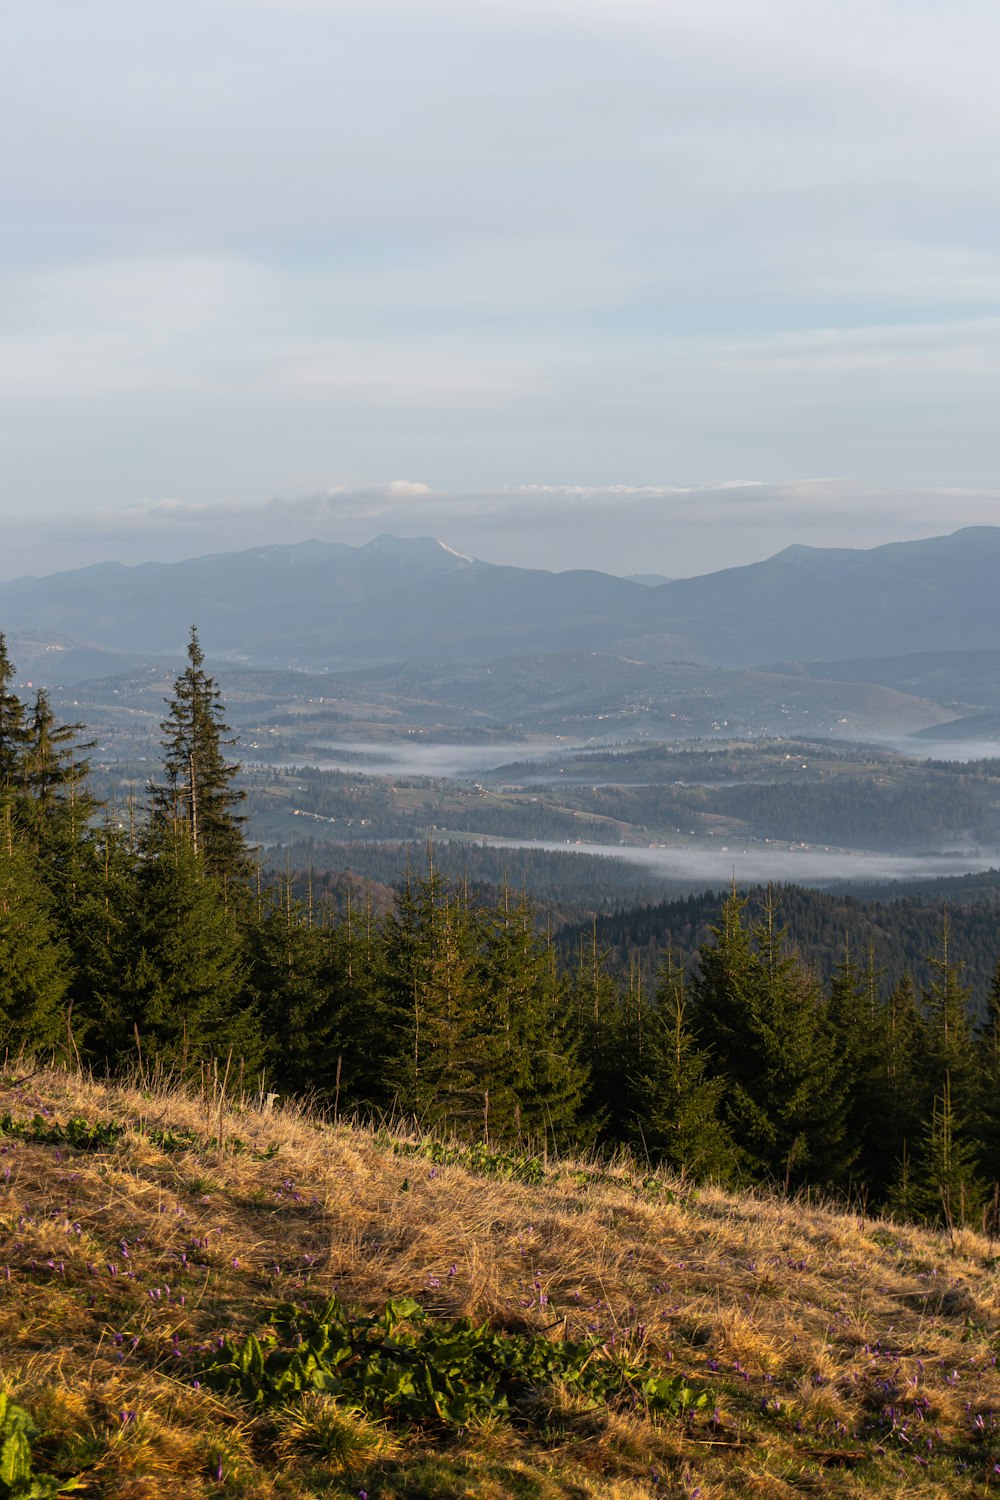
[5,525,997,912]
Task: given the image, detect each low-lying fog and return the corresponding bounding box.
[308,735,1000,782]
[886,737,1000,764]
[475,839,1000,888]
[309,741,584,780]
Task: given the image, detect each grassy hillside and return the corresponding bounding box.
[1,1067,999,1499]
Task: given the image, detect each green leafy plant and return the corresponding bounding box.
[195,1296,711,1433]
[0,1113,278,1161]
[0,1114,124,1152]
[0,1392,82,1499]
[390,1137,547,1185]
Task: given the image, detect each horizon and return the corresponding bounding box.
[2,514,997,588]
[4,481,999,584]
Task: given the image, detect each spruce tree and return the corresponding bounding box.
[474,888,587,1148]
[115,827,257,1072]
[575,922,630,1140]
[921,916,977,1113]
[150,627,249,884]
[897,1078,985,1229]
[692,888,845,1189]
[21,689,99,937]
[895,920,984,1225]
[825,942,886,1193]
[377,861,484,1130]
[0,634,27,796]
[878,972,925,1198]
[23,690,92,814]
[69,813,141,1066]
[0,801,71,1055]
[974,960,1000,1207]
[249,879,353,1100]
[638,951,736,1182]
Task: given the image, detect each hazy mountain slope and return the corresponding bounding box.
[769,648,1000,709]
[629,526,1000,665]
[2,526,998,672]
[0,536,485,658]
[256,562,650,667]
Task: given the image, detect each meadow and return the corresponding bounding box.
[1,1064,999,1499]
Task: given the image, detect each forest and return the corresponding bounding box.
[3,628,1000,1232]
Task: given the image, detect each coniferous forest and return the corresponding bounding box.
[4,628,1000,1232]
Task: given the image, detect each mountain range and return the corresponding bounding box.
[2,525,998,678]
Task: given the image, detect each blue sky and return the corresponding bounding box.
[3,0,1000,578]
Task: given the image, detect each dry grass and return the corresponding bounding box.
[1,1064,999,1498]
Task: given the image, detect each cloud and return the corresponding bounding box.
[5,1,1000,542]
[715,318,1000,378]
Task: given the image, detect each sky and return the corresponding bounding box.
[3,0,1000,580]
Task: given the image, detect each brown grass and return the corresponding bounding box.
[1,1064,999,1498]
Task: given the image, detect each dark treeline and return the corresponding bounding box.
[562,886,1000,1005]
[3,630,1000,1231]
[268,839,679,918]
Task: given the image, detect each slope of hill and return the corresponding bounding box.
[3,1065,1000,1499]
[767,648,1000,711]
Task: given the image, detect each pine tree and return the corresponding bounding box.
[825,942,885,1193]
[898,1077,985,1229]
[638,951,736,1182]
[376,861,484,1130]
[474,888,587,1148]
[575,921,630,1140]
[0,801,71,1055]
[21,689,98,932]
[974,960,1000,1204]
[150,627,249,884]
[0,635,27,796]
[878,972,924,1198]
[692,888,845,1189]
[894,919,984,1225]
[249,878,353,1100]
[114,828,258,1072]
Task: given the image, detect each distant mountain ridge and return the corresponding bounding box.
[2,526,999,677]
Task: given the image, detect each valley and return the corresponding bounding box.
[5,528,999,913]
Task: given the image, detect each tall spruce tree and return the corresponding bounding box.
[70,813,141,1067]
[638,951,737,1182]
[23,691,93,820]
[150,627,249,884]
[825,942,886,1194]
[474,888,587,1148]
[21,689,98,927]
[575,922,631,1140]
[975,961,1000,1197]
[692,888,845,1189]
[879,972,925,1194]
[114,827,257,1072]
[896,919,984,1225]
[0,635,27,796]
[249,879,355,1101]
[377,861,484,1129]
[0,801,71,1056]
